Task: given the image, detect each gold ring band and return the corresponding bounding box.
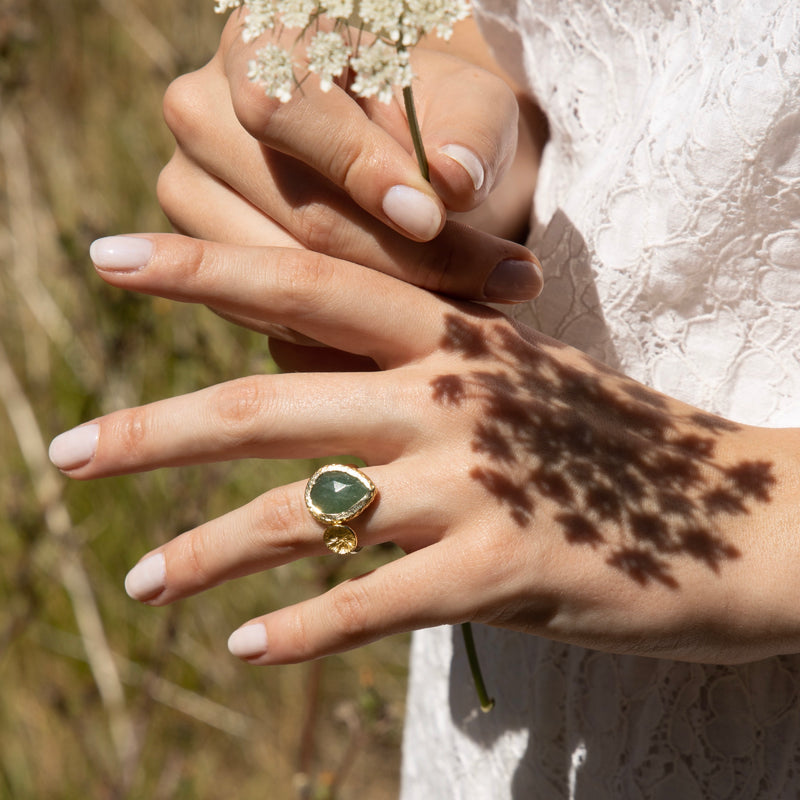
[304,464,377,554]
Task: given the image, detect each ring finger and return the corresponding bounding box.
[122,460,445,606]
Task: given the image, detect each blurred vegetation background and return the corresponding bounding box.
[0,1,407,797]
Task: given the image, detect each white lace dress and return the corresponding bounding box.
[401,1,800,797]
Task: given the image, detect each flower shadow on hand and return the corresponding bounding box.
[434,310,776,796]
[432,312,773,588]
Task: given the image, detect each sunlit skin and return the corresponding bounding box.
[50,232,800,666]
[49,16,800,669]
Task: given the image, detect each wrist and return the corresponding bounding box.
[691,423,800,662]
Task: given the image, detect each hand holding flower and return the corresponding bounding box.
[157,11,545,302]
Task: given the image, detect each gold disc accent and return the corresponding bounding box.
[323,525,359,555]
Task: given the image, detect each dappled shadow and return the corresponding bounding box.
[431,314,775,588]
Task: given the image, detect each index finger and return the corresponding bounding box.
[223,16,446,242]
[89,233,454,368]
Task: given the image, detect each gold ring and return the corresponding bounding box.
[304,464,377,554]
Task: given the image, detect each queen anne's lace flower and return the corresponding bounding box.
[307,31,350,92]
[322,0,354,19]
[247,42,297,102]
[403,0,470,41]
[239,0,280,42]
[350,40,411,103]
[358,0,406,41]
[279,0,318,29]
[214,0,242,11]
[215,0,470,103]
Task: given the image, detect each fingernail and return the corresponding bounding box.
[439,144,485,191]
[90,236,153,271]
[48,423,99,470]
[484,258,543,302]
[382,185,443,240]
[228,624,268,659]
[124,553,166,601]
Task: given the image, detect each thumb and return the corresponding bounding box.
[407,49,520,213]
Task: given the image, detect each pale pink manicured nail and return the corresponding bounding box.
[48,423,99,470]
[228,624,268,659]
[382,185,443,240]
[124,553,166,601]
[439,144,485,191]
[90,236,153,271]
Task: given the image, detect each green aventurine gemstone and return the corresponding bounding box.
[306,466,376,522]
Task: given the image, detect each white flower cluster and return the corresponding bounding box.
[214,0,470,103]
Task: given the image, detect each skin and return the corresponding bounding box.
[157,14,547,307]
[52,16,800,666]
[55,234,800,666]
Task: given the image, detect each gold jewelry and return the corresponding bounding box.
[304,464,377,554]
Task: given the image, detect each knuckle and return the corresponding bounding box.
[327,580,371,639]
[162,71,207,143]
[176,529,212,586]
[285,603,314,658]
[274,250,337,313]
[112,406,150,459]
[252,488,307,544]
[415,237,460,294]
[291,201,338,254]
[322,133,363,192]
[210,377,273,442]
[169,235,208,284]
[156,156,184,223]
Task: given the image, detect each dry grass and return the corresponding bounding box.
[0,2,407,797]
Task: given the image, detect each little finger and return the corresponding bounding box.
[227,539,473,664]
[123,465,445,605]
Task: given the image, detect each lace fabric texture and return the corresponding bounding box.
[401,1,800,797]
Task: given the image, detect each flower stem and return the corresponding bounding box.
[401,67,494,713]
[402,83,429,182]
[461,623,495,712]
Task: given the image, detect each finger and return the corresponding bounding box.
[226,541,471,664]
[158,157,335,343]
[48,371,413,479]
[121,464,443,606]
[162,65,541,302]
[157,148,301,248]
[362,47,519,213]
[88,233,448,366]
[223,26,446,242]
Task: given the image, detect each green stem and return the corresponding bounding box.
[402,83,429,181]
[461,622,495,712]
[401,63,494,713]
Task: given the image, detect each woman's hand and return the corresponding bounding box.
[157,14,546,303]
[49,234,800,665]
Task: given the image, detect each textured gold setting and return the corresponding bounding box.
[323,525,360,555]
[305,464,377,554]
